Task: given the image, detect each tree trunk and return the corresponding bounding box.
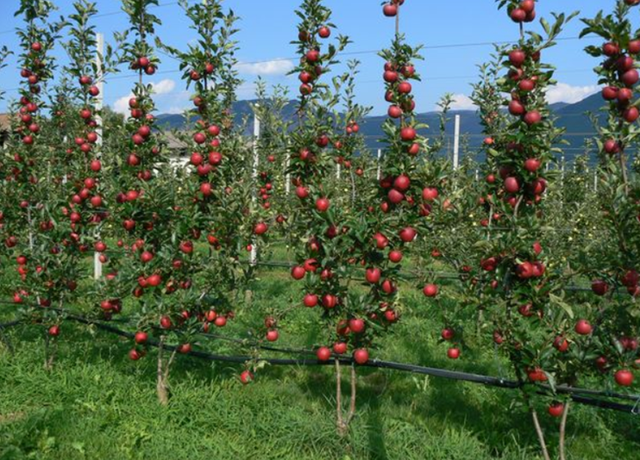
[43,333,56,370]
[244,288,253,306]
[335,358,347,436]
[0,328,14,355]
[530,408,550,460]
[157,337,170,405]
[559,401,571,460]
[345,364,357,427]
[335,360,357,437]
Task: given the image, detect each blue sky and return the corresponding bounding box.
[0,0,625,116]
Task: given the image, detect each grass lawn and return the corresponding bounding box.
[0,265,638,460]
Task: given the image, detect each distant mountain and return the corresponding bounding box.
[156,92,605,163]
[550,102,570,111]
[555,93,604,155]
[156,113,189,129]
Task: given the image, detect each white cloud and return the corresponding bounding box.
[113,93,134,115]
[547,83,599,104]
[236,59,295,76]
[165,106,188,115]
[151,79,176,95]
[439,83,598,113]
[112,80,178,114]
[450,94,476,111]
[237,82,258,99]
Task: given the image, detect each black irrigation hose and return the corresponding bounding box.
[0,319,21,329]
[551,383,640,403]
[2,302,639,403]
[242,259,595,292]
[2,302,637,402]
[0,300,316,357]
[1,316,637,414]
[200,331,317,356]
[570,394,639,413]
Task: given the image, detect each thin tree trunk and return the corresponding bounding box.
[157,336,170,405]
[44,333,50,369]
[559,401,571,460]
[345,364,357,427]
[43,333,56,370]
[530,408,551,460]
[335,358,346,436]
[0,327,14,355]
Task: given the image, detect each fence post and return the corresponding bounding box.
[285,154,290,195]
[250,110,260,268]
[453,114,460,171]
[93,32,104,280]
[376,148,382,180]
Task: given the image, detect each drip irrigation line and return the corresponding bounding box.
[550,383,640,403]
[0,315,637,414]
[199,331,317,357]
[569,395,639,413]
[241,259,594,292]
[0,319,21,329]
[8,303,634,403]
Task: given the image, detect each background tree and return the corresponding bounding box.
[3,0,66,368]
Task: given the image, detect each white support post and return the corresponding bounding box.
[285,155,291,195]
[475,168,479,181]
[376,149,382,180]
[453,114,460,171]
[93,32,104,280]
[561,155,565,184]
[594,170,598,192]
[336,163,341,180]
[250,111,260,268]
[62,136,68,185]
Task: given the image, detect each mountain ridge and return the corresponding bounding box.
[156,92,604,161]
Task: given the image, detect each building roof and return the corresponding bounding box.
[163,131,188,151]
[0,114,9,132]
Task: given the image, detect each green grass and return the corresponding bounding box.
[0,269,638,460]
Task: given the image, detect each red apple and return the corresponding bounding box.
[447,348,460,359]
[366,267,382,284]
[399,227,417,242]
[524,158,541,172]
[441,328,455,341]
[291,266,306,280]
[423,284,438,297]
[591,279,609,296]
[348,318,365,334]
[509,49,526,67]
[548,403,564,418]
[303,293,318,307]
[614,369,634,387]
[504,177,520,193]
[400,126,416,141]
[383,3,397,17]
[575,319,593,336]
[240,370,254,384]
[266,329,279,342]
[353,348,369,364]
[316,347,331,361]
[316,197,330,212]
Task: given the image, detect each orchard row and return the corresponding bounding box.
[0,0,639,455]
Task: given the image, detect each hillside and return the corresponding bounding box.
[156,92,605,162]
